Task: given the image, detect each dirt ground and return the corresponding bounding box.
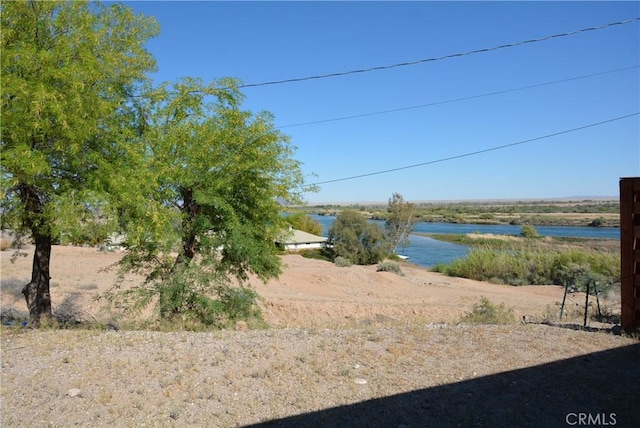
[1,245,638,427]
[0,245,599,327]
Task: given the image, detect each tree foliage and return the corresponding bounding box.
[108,78,308,324]
[328,210,387,265]
[520,224,539,238]
[1,1,312,328]
[1,0,158,325]
[385,192,416,254]
[285,212,323,236]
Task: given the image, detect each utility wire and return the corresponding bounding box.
[303,113,639,187]
[278,66,639,128]
[240,18,639,89]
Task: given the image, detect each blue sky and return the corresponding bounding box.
[121,1,639,204]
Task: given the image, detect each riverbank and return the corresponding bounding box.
[304,199,620,228]
[426,232,620,253]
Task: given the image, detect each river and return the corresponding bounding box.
[309,215,620,268]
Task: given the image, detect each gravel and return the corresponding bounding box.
[1,324,638,427]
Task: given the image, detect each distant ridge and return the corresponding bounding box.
[305,196,618,206]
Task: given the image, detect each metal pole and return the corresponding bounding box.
[594,281,602,319]
[583,281,591,328]
[560,282,569,320]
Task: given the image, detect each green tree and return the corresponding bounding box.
[385,192,416,254]
[328,210,387,265]
[285,212,323,236]
[1,1,158,325]
[109,78,309,324]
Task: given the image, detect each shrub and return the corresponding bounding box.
[436,247,619,288]
[161,274,263,328]
[103,261,264,330]
[299,248,333,262]
[588,217,603,227]
[0,236,11,251]
[329,210,388,265]
[334,256,352,267]
[460,297,516,324]
[520,224,539,238]
[377,260,403,275]
[215,285,262,322]
[437,248,552,285]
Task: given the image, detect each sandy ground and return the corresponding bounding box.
[1,245,637,427]
[0,245,591,328]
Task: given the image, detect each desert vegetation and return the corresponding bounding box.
[328,210,389,265]
[431,229,620,294]
[1,1,312,329]
[300,193,418,268]
[459,296,516,324]
[303,199,620,227]
[1,2,634,427]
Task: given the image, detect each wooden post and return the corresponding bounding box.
[620,177,640,333]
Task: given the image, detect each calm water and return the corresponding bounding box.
[310,215,620,268]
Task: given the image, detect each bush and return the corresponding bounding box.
[104,261,264,330]
[299,248,333,262]
[435,246,619,288]
[161,279,263,329]
[588,217,603,227]
[460,297,515,324]
[215,285,262,322]
[0,236,11,251]
[329,210,388,265]
[520,224,539,238]
[377,260,403,275]
[436,248,553,285]
[334,256,352,267]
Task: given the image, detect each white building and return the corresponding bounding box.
[275,228,328,252]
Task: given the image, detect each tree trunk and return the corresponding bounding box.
[19,183,54,327]
[180,187,199,261]
[22,233,53,326]
[161,187,200,320]
[171,187,199,272]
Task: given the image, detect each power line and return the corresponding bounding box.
[278,66,639,128]
[240,18,639,89]
[303,113,639,187]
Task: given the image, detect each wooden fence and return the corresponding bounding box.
[620,177,640,332]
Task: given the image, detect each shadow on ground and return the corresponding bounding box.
[247,343,639,428]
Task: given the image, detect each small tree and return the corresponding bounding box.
[328,210,387,265]
[107,78,309,325]
[385,193,416,254]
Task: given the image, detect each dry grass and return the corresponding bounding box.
[0,236,11,252]
[1,324,637,427]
